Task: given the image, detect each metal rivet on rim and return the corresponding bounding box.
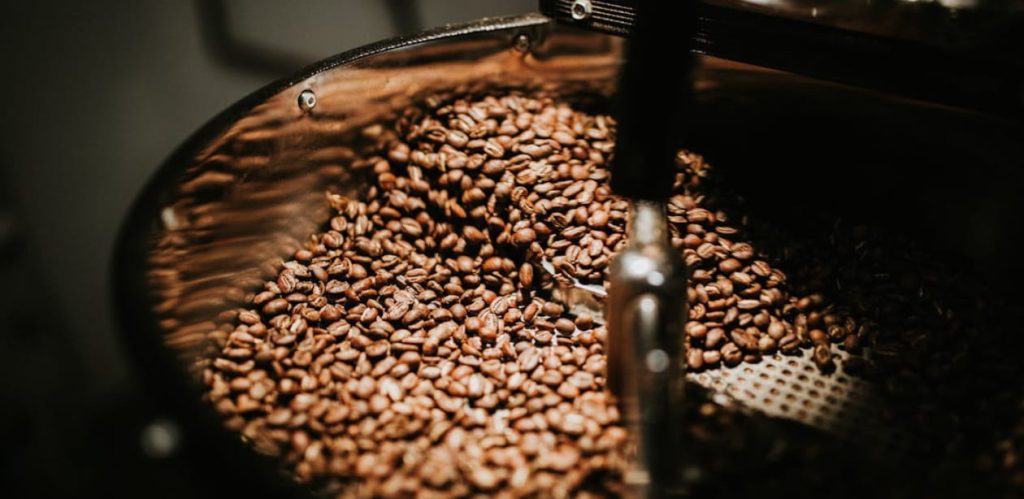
[513,33,531,53]
[571,0,592,21]
[298,89,317,113]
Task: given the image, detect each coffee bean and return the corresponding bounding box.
[729,330,757,351]
[574,314,594,331]
[718,258,743,274]
[705,327,725,349]
[767,321,786,339]
[812,344,834,370]
[686,348,704,370]
[463,226,487,244]
[809,329,828,344]
[512,228,536,246]
[779,334,800,353]
[701,350,721,366]
[721,343,742,365]
[685,321,707,339]
[554,318,575,335]
[262,298,289,315]
[730,243,754,260]
[519,263,534,287]
[541,302,563,316]
[737,299,760,310]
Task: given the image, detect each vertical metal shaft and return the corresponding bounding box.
[606,201,688,498]
[601,0,696,494]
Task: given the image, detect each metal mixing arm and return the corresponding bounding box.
[594,0,696,495]
[606,201,689,497]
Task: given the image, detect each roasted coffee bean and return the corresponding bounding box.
[686,348,704,370]
[685,321,707,339]
[554,318,576,335]
[705,327,725,349]
[718,258,743,274]
[721,343,742,366]
[262,298,289,315]
[519,262,534,287]
[511,228,536,246]
[812,344,834,370]
[574,314,594,331]
[701,350,721,366]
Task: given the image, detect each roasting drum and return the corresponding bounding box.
[114,13,1024,498]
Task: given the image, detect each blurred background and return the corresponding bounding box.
[0,1,532,496]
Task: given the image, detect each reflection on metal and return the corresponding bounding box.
[645,347,670,373]
[513,33,532,53]
[606,201,688,497]
[140,418,182,458]
[571,0,593,21]
[540,256,608,322]
[297,89,317,113]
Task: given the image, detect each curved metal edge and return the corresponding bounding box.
[110,13,552,497]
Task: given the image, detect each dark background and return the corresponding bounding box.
[0,1,532,496]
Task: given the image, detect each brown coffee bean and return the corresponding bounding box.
[519,263,534,287]
[554,318,575,335]
[541,302,563,316]
[262,298,289,315]
[809,329,828,344]
[701,350,721,366]
[767,321,786,339]
[686,348,703,370]
[511,228,536,246]
[587,210,609,228]
[481,256,502,272]
[729,330,757,351]
[737,299,760,310]
[779,334,800,353]
[463,226,487,244]
[705,327,725,348]
[685,321,707,339]
[718,258,743,274]
[730,243,754,260]
[721,343,742,365]
[574,314,594,331]
[812,344,834,370]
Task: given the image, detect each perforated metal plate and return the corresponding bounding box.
[688,347,904,452]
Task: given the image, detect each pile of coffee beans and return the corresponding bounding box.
[200,90,1014,497]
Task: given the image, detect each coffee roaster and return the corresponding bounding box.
[115,1,1024,497]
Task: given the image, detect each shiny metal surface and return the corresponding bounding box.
[606,201,688,497]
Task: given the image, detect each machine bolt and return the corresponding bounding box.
[298,89,317,113]
[571,0,593,21]
[513,33,532,53]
